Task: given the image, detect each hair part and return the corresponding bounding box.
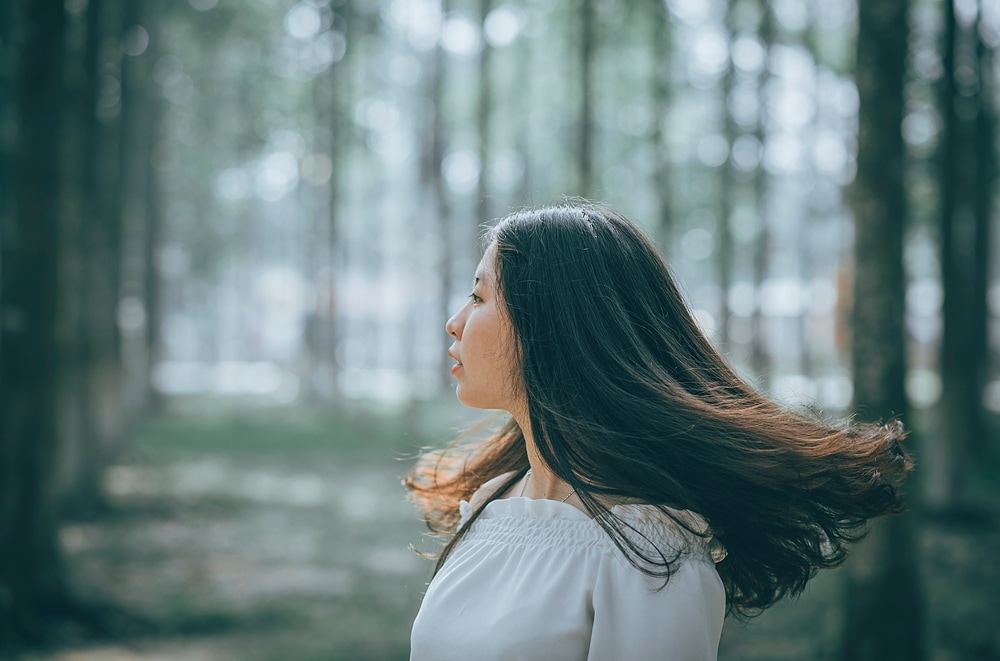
[406,200,912,617]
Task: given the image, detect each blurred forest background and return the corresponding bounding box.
[1,0,999,659]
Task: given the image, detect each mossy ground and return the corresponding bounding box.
[14,397,1000,661]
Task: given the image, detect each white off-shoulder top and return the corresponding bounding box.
[410,474,726,661]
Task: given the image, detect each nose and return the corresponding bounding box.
[445,308,463,338]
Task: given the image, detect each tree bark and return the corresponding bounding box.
[718,3,738,348]
[841,0,925,658]
[57,0,127,517]
[420,0,454,392]
[140,14,166,417]
[750,2,773,384]
[972,20,996,461]
[0,0,71,641]
[930,0,992,509]
[476,0,494,228]
[650,0,673,247]
[117,0,159,420]
[578,0,595,198]
[0,0,18,179]
[319,3,353,403]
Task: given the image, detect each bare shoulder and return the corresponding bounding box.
[468,470,519,511]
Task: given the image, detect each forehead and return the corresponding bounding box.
[474,244,498,282]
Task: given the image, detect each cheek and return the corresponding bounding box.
[490,327,521,387]
[468,317,515,375]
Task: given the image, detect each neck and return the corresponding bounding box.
[510,405,574,502]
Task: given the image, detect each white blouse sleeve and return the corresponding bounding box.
[460,471,518,526]
[587,552,726,661]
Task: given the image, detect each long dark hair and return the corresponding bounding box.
[406,200,912,617]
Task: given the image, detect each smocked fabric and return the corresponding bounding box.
[410,491,725,661]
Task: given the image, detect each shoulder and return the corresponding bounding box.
[457,471,520,525]
[606,505,728,564]
[468,470,519,512]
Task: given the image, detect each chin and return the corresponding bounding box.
[455,387,502,411]
[456,394,488,409]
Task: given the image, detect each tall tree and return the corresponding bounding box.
[750,2,774,384]
[718,2,739,349]
[423,0,454,390]
[116,0,161,420]
[56,0,128,516]
[930,0,994,509]
[311,2,353,404]
[650,0,673,245]
[135,7,167,418]
[578,0,595,198]
[476,0,494,228]
[0,0,73,641]
[0,0,25,272]
[0,0,17,215]
[841,0,925,658]
[972,18,997,458]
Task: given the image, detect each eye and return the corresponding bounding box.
[468,292,483,304]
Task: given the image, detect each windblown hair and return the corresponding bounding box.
[406,201,912,617]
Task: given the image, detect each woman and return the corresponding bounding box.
[406,201,911,660]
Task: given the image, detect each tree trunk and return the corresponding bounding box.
[972,21,996,460]
[0,0,72,641]
[140,17,166,417]
[319,3,352,404]
[650,0,673,247]
[57,0,127,517]
[930,0,992,509]
[841,0,925,658]
[54,0,91,515]
[476,0,494,228]
[750,2,773,384]
[578,0,595,198]
[117,0,158,420]
[0,0,17,188]
[427,0,454,391]
[718,3,738,348]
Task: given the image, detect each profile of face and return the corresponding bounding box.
[444,244,522,412]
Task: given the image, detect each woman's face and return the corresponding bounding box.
[445,245,522,412]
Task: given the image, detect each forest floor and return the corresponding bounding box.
[9,397,1000,661]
